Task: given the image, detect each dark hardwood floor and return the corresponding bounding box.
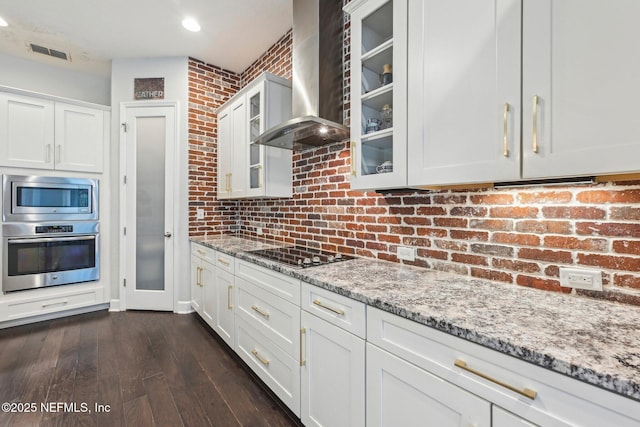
[0,310,301,427]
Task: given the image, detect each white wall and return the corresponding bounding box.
[110,57,191,311]
[0,52,110,105]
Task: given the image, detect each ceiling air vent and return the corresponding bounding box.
[29,43,70,61]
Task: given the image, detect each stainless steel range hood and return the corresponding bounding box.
[254,0,349,151]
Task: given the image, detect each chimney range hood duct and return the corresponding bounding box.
[254,0,349,151]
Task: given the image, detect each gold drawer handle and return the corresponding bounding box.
[313,299,345,316]
[251,305,270,319]
[532,95,539,154]
[300,327,306,367]
[196,249,206,255]
[454,359,537,400]
[350,141,357,176]
[502,103,510,157]
[251,349,270,366]
[227,285,233,309]
[218,258,230,267]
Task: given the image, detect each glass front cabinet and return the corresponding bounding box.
[345,0,408,190]
[216,72,292,200]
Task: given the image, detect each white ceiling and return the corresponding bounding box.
[0,0,293,77]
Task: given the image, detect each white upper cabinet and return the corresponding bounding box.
[345,0,408,190]
[407,0,640,187]
[54,102,106,173]
[407,0,521,187]
[522,0,640,179]
[0,91,108,173]
[216,73,292,200]
[0,93,55,170]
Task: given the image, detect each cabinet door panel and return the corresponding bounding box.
[408,0,521,186]
[217,107,232,199]
[301,311,365,427]
[200,261,215,327]
[190,258,202,313]
[54,102,105,172]
[230,100,247,198]
[0,93,54,169]
[367,343,490,427]
[523,0,640,178]
[214,267,234,348]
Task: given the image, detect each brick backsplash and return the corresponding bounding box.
[187,3,640,306]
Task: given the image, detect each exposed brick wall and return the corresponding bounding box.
[187,59,241,236]
[187,1,640,306]
[241,30,293,84]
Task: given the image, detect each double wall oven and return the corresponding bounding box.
[2,175,100,293]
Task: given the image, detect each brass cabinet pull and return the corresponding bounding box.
[502,103,510,157]
[350,141,357,176]
[227,285,233,309]
[229,173,233,193]
[218,257,230,267]
[251,305,270,319]
[300,327,306,366]
[251,349,270,366]
[56,144,62,163]
[313,299,345,316]
[196,266,202,287]
[454,359,537,400]
[532,95,539,153]
[196,249,206,256]
[46,144,52,163]
[258,164,263,188]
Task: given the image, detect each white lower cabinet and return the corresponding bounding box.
[189,248,640,427]
[213,267,234,348]
[233,258,302,416]
[235,315,301,415]
[367,343,490,427]
[367,306,640,427]
[300,282,366,427]
[190,243,216,327]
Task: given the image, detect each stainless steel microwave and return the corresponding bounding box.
[2,175,99,222]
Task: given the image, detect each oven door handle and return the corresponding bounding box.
[8,235,97,244]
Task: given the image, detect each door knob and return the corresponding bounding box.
[164,232,172,238]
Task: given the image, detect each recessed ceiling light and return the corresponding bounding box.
[181,17,200,32]
[0,16,9,27]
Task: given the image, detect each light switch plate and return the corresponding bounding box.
[196,208,204,220]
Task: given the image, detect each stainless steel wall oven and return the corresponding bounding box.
[2,222,100,293]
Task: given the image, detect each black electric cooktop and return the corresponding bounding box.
[247,245,355,268]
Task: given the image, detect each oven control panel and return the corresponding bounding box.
[35,225,73,234]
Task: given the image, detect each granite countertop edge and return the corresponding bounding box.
[191,235,640,403]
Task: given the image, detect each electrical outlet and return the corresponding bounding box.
[256,228,263,235]
[397,246,416,262]
[196,208,204,220]
[559,267,603,291]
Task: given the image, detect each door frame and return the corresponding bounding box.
[119,100,179,311]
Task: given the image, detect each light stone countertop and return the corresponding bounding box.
[192,234,640,402]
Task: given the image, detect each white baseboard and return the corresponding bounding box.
[0,303,109,329]
[174,300,194,314]
[109,299,122,312]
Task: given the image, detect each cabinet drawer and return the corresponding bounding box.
[6,287,102,320]
[235,315,300,416]
[191,242,216,265]
[367,307,640,427]
[235,259,300,303]
[236,276,300,358]
[301,282,366,339]
[215,251,234,273]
